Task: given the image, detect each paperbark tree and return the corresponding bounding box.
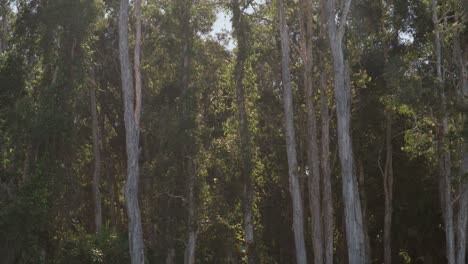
[326,0,367,263]
[299,0,324,262]
[430,1,455,263]
[278,0,307,262]
[232,1,255,263]
[118,0,145,263]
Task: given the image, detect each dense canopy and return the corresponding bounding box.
[0,0,467,263]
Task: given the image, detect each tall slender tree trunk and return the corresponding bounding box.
[299,0,324,262]
[383,109,393,264]
[318,2,334,262]
[326,0,367,263]
[90,82,102,234]
[454,18,468,264]
[118,0,145,263]
[180,2,197,264]
[107,166,117,228]
[357,159,371,262]
[232,1,255,263]
[431,1,455,263]
[320,67,334,264]
[278,0,307,262]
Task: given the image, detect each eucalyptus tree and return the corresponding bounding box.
[299,0,324,262]
[325,0,367,262]
[118,0,145,262]
[278,0,307,262]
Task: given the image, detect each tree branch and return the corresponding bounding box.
[338,0,352,41]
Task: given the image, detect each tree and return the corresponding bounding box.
[325,0,367,263]
[430,1,455,263]
[278,0,308,262]
[299,0,324,262]
[118,0,145,263]
[231,1,255,263]
[90,72,102,234]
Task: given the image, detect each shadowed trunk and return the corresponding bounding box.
[383,109,393,264]
[318,1,334,262]
[118,0,145,262]
[299,0,324,262]
[278,0,308,262]
[431,1,455,263]
[90,82,102,234]
[454,18,468,264]
[232,1,255,263]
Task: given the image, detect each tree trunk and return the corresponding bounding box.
[383,109,393,264]
[326,0,367,263]
[357,159,371,263]
[454,14,468,264]
[299,0,324,262]
[278,0,308,263]
[90,83,102,234]
[232,1,255,263]
[320,67,334,264]
[118,0,145,263]
[318,1,334,262]
[179,3,197,264]
[431,1,455,263]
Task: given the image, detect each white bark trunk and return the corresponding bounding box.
[278,0,308,262]
[326,0,367,263]
[119,0,145,263]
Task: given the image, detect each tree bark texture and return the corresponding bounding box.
[278,0,308,263]
[299,0,324,262]
[119,0,145,263]
[326,0,367,263]
[318,2,334,263]
[232,1,255,263]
